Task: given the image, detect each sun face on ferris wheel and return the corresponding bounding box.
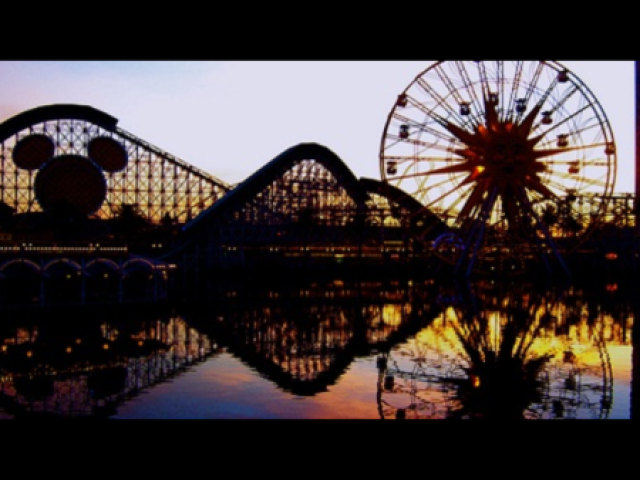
[380,60,617,274]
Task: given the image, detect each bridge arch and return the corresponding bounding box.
[84,258,123,303]
[85,258,121,273]
[43,258,82,273]
[121,258,159,301]
[0,258,42,274]
[122,257,157,272]
[0,258,42,304]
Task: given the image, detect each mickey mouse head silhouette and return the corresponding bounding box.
[11,133,128,217]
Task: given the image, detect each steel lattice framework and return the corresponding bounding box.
[223,158,359,230]
[0,104,634,278]
[177,143,373,269]
[0,104,230,224]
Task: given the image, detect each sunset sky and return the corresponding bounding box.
[0,60,635,192]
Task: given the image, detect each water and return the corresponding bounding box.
[0,275,635,419]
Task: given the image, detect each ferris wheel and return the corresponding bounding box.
[380,61,617,276]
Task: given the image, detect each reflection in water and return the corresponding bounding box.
[376,280,625,419]
[181,279,441,397]
[0,276,634,419]
[0,307,217,418]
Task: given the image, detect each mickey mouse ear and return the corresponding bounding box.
[12,134,55,170]
[88,136,128,173]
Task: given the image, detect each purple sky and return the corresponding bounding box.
[0,61,634,192]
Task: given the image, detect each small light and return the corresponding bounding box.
[138,340,144,347]
[1,345,7,352]
[76,339,82,344]
[26,351,33,358]
[66,347,72,354]
[103,344,109,350]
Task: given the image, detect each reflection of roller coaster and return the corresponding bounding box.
[183,278,444,396]
[0,311,217,418]
[376,281,615,419]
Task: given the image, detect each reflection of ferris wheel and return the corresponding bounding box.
[376,334,613,420]
[375,294,614,420]
[380,61,617,276]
